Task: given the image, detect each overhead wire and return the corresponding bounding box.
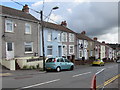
[10,0,59,24]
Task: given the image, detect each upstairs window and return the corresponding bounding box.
[48,31,52,41]
[58,33,61,42]
[69,33,74,42]
[62,32,67,42]
[5,20,14,32]
[25,23,31,34]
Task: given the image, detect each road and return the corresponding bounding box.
[1,62,119,89]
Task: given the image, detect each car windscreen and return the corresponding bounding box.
[46,58,55,62]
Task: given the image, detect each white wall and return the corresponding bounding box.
[0,15,2,64]
[100,45,105,59]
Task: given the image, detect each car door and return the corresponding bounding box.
[59,58,66,69]
[64,58,71,69]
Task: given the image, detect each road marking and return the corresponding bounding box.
[97,74,120,88]
[20,79,60,89]
[108,66,114,69]
[72,72,91,77]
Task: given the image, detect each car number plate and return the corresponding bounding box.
[47,68,51,69]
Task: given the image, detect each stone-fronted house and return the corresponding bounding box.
[93,37,101,59]
[76,31,94,60]
[0,5,40,70]
[40,21,77,58]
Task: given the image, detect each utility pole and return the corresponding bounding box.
[40,10,45,71]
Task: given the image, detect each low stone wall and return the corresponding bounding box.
[1,59,15,70]
[16,57,44,69]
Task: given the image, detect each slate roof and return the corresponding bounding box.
[43,22,76,33]
[76,33,94,41]
[0,5,38,21]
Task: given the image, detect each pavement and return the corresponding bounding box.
[0,64,91,77]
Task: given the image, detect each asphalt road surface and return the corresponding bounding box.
[1,62,119,89]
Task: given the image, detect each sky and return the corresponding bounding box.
[0,0,119,44]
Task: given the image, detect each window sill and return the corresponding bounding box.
[25,33,31,35]
[25,52,33,54]
[5,31,14,33]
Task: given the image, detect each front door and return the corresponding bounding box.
[6,42,14,59]
[58,46,62,57]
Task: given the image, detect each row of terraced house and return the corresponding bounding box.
[0,5,119,70]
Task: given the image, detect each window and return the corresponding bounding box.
[24,42,33,53]
[25,23,31,34]
[90,50,93,56]
[62,32,67,42]
[69,33,74,42]
[5,20,13,32]
[64,59,70,62]
[59,58,64,62]
[47,46,52,55]
[69,45,74,54]
[48,31,52,41]
[79,50,82,58]
[58,33,61,42]
[7,42,12,51]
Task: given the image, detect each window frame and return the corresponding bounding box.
[24,42,33,53]
[69,45,74,54]
[62,32,67,42]
[5,19,14,33]
[47,45,53,56]
[25,23,31,34]
[47,31,52,41]
[69,33,74,42]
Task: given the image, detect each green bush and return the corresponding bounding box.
[29,65,36,69]
[22,65,28,69]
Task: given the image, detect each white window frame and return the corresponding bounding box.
[25,23,31,34]
[58,33,61,42]
[62,32,67,42]
[47,31,52,41]
[69,33,74,42]
[5,19,14,32]
[69,45,74,54]
[47,46,53,56]
[24,42,33,53]
[79,50,83,58]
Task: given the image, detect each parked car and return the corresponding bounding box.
[45,57,74,72]
[116,59,120,63]
[92,59,105,66]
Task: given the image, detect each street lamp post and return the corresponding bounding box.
[40,6,59,71]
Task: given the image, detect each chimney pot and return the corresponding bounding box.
[102,41,105,44]
[22,4,29,13]
[81,31,86,35]
[93,37,97,41]
[61,21,67,27]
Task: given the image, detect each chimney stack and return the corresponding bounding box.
[81,31,86,35]
[22,4,29,13]
[93,37,98,41]
[102,41,105,44]
[61,21,67,27]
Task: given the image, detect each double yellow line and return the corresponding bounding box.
[97,74,120,88]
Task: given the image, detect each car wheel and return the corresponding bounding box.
[56,67,61,72]
[70,66,74,70]
[46,69,50,72]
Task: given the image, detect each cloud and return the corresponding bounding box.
[66,2,118,37]
[67,8,72,13]
[48,13,63,23]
